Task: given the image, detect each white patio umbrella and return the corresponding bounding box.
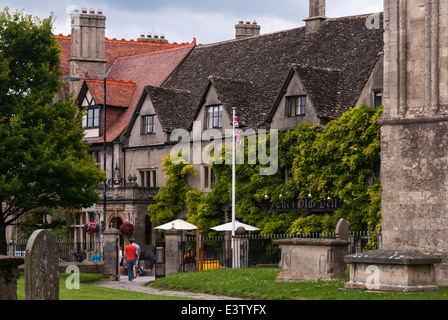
[211,220,260,232]
[154,219,198,231]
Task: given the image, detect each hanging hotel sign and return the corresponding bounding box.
[268,197,342,215]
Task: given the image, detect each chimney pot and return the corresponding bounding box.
[82,8,87,13]
[97,9,103,15]
[235,20,261,39]
[304,0,327,33]
[90,9,95,14]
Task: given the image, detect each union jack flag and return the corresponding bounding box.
[234,112,242,146]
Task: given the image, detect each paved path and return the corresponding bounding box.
[94,274,241,300]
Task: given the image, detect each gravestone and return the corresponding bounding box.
[335,218,350,241]
[25,229,59,300]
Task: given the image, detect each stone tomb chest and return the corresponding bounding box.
[275,238,350,282]
[344,250,441,293]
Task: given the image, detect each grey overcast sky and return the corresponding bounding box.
[2,0,383,44]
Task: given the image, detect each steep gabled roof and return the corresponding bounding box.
[163,14,383,129]
[268,64,343,122]
[85,78,136,108]
[144,85,195,133]
[54,34,196,79]
[72,43,195,144]
[197,76,257,129]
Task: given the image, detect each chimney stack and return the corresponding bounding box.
[137,32,168,43]
[69,8,106,93]
[235,21,261,39]
[303,0,327,33]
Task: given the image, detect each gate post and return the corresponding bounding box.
[165,229,181,276]
[196,230,204,271]
[103,228,120,279]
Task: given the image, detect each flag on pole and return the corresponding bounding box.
[234,112,242,146]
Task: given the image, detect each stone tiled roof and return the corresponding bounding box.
[291,64,343,120]
[205,76,256,129]
[142,85,195,133]
[163,14,383,129]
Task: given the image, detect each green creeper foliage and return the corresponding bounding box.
[148,153,197,226]
[185,105,382,234]
[0,8,105,254]
[147,103,382,234]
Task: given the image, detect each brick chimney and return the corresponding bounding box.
[137,32,168,43]
[69,8,107,93]
[235,21,261,39]
[303,0,327,33]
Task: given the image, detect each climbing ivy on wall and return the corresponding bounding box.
[151,105,383,234]
[147,153,196,226]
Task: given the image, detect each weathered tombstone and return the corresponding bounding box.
[335,218,350,241]
[0,256,24,300]
[25,229,59,300]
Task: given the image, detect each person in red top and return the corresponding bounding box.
[124,239,138,281]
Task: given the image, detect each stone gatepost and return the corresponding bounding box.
[165,229,181,276]
[103,227,120,279]
[25,229,59,300]
[0,256,24,300]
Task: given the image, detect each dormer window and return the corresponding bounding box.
[142,115,157,134]
[81,93,100,129]
[287,95,306,117]
[207,105,223,129]
[83,106,100,128]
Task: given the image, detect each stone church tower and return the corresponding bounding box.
[382,0,448,284]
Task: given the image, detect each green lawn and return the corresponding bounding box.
[150,268,448,300]
[16,273,192,300]
[14,269,448,300]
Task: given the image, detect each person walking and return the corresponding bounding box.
[131,238,141,277]
[124,239,138,281]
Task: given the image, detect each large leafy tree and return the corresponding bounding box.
[0,8,105,254]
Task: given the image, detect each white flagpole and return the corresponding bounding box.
[231,107,236,268]
[232,107,236,239]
